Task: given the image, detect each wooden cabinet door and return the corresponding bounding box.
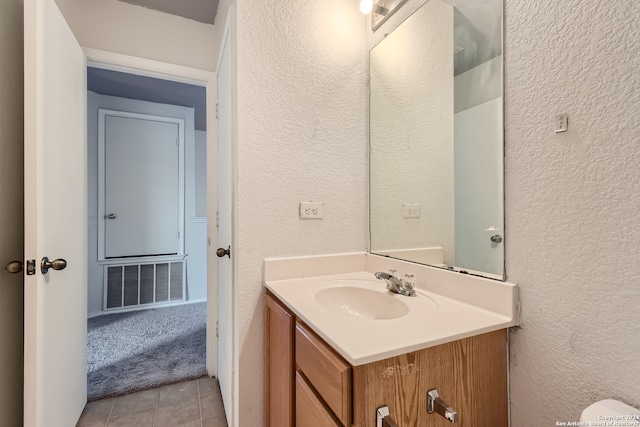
[295,321,352,425]
[352,343,457,427]
[296,372,340,427]
[352,330,507,427]
[452,330,508,426]
[264,293,294,427]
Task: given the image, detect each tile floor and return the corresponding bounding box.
[76,377,227,427]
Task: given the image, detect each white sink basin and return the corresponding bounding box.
[315,282,409,320]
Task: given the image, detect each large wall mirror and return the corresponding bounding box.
[369,0,504,280]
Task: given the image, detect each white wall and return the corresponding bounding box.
[87,92,207,315]
[62,0,640,424]
[54,0,216,71]
[235,0,368,424]
[369,0,640,421]
[505,0,640,424]
[368,0,640,419]
[369,0,454,264]
[0,0,24,423]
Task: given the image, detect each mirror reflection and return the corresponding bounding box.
[369,0,504,279]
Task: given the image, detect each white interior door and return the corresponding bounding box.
[216,24,234,426]
[454,97,504,276]
[101,112,182,258]
[23,0,88,425]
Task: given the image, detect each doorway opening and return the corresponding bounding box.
[85,66,210,400]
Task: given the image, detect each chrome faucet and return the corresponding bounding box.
[374,271,415,296]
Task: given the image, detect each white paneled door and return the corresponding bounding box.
[24,0,88,425]
[454,97,504,276]
[100,111,183,258]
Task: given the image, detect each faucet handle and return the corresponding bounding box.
[404,274,415,290]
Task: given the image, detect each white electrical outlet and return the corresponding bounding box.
[299,202,324,219]
[403,203,420,218]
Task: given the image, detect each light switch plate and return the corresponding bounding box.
[555,114,568,133]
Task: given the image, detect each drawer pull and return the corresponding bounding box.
[376,406,399,427]
[427,389,458,423]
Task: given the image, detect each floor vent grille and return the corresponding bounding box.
[104,261,185,310]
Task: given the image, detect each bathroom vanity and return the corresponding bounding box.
[263,253,518,427]
[265,292,507,427]
[263,0,514,422]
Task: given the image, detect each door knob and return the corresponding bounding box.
[40,257,67,274]
[490,234,503,244]
[216,246,231,258]
[107,213,117,219]
[4,261,23,274]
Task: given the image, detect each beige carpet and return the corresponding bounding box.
[87,302,206,401]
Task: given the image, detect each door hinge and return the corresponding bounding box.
[176,137,179,146]
[178,230,180,239]
[216,211,219,228]
[215,102,219,119]
[216,320,219,337]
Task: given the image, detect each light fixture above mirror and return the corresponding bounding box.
[360,0,409,31]
[360,0,373,14]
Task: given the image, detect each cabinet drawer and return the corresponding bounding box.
[296,372,340,427]
[295,321,351,426]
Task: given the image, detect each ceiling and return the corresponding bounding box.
[118,0,219,25]
[87,67,208,131]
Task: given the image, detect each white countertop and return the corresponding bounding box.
[264,253,519,366]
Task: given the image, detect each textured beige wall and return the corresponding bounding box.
[235,0,368,424]
[370,0,640,421]
[505,0,640,424]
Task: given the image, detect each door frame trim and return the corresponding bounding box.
[84,48,213,85]
[84,48,220,378]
